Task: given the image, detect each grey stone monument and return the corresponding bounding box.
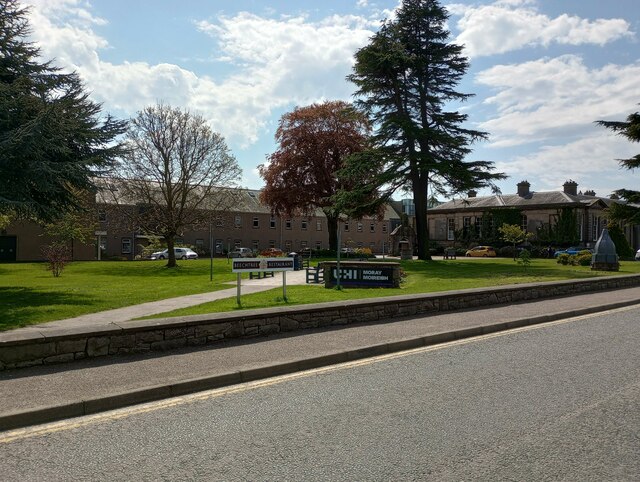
[591,227,619,271]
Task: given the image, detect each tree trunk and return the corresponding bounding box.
[325,211,339,252]
[166,235,176,268]
[412,174,432,261]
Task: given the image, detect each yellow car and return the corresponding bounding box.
[465,246,497,257]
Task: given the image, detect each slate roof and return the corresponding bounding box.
[431,190,615,213]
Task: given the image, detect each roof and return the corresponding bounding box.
[95,180,401,221]
[430,190,615,213]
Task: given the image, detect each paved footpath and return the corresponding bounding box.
[11,269,310,333]
[1,285,639,431]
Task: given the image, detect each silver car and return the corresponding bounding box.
[151,248,198,260]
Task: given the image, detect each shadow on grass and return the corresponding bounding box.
[0,287,96,331]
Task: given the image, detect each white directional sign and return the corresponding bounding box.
[232,257,294,273]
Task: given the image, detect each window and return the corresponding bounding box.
[285,240,292,251]
[447,218,455,241]
[475,217,482,237]
[270,217,276,229]
[316,220,322,231]
[521,214,528,232]
[357,242,363,248]
[357,222,363,232]
[285,219,292,230]
[98,210,106,222]
[382,223,387,234]
[215,239,223,254]
[344,221,349,232]
[269,240,276,248]
[463,217,471,237]
[592,215,600,241]
[315,241,322,250]
[253,217,259,228]
[369,242,376,250]
[234,215,242,227]
[301,219,308,230]
[252,240,259,251]
[121,238,132,254]
[195,239,204,251]
[216,219,224,227]
[234,239,241,248]
[300,240,308,249]
[370,222,375,233]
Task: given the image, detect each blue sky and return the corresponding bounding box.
[24,0,640,200]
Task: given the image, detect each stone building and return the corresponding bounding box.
[427,180,638,249]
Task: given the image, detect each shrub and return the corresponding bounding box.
[41,243,71,277]
[575,253,592,266]
[517,249,531,269]
[556,253,570,265]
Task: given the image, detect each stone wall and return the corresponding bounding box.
[2,274,640,370]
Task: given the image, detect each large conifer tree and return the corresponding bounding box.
[345,0,504,260]
[596,109,640,224]
[0,0,125,221]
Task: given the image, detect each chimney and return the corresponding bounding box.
[517,180,530,197]
[584,189,596,197]
[563,180,578,196]
[467,190,477,198]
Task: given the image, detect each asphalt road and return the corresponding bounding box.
[1,306,639,481]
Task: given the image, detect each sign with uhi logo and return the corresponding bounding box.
[322,261,400,288]
[232,257,294,273]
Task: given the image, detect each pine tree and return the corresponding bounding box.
[596,109,640,224]
[0,0,126,221]
[345,0,504,260]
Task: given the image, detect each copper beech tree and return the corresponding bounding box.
[259,101,373,251]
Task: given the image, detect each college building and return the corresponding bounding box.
[1,188,402,262]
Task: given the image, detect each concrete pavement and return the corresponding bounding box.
[1,284,639,431]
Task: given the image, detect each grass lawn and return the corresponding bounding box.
[136,257,640,319]
[0,258,241,331]
[1,257,639,331]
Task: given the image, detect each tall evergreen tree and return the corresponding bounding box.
[0,0,126,221]
[344,0,504,260]
[596,108,640,224]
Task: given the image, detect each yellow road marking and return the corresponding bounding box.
[1,304,637,444]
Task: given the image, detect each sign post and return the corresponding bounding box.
[232,257,295,305]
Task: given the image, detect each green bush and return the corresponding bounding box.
[575,253,592,266]
[557,253,570,265]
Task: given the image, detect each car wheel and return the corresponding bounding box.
[466,254,471,257]
[181,255,187,260]
[159,255,165,260]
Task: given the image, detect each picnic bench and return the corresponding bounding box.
[305,266,324,284]
[443,248,457,260]
[249,271,275,280]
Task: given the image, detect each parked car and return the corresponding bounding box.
[635,248,640,261]
[465,246,496,257]
[554,247,593,257]
[259,247,284,257]
[150,247,198,260]
[228,247,254,258]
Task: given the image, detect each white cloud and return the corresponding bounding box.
[450,1,632,57]
[476,55,640,147]
[23,3,375,149]
[494,132,637,195]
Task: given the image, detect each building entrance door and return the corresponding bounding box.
[0,236,17,261]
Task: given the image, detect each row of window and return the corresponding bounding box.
[100,210,389,234]
[445,214,606,242]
